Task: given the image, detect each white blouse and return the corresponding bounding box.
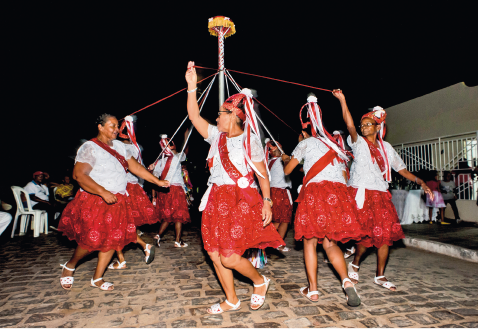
[269,158,292,189]
[347,135,406,192]
[125,144,144,187]
[153,152,186,187]
[205,125,264,187]
[291,137,347,186]
[75,140,133,194]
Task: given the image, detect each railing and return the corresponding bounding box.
[393,131,478,200]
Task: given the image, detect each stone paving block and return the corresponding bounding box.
[437,324,464,328]
[451,308,478,316]
[284,317,312,328]
[363,299,385,306]
[25,313,66,324]
[60,300,94,310]
[156,293,179,302]
[291,306,319,316]
[388,315,416,327]
[70,311,99,319]
[27,304,59,314]
[359,318,381,328]
[200,314,223,326]
[317,303,343,313]
[0,317,23,327]
[0,307,24,317]
[406,313,440,325]
[171,319,197,328]
[429,310,465,321]
[191,297,220,306]
[261,311,288,320]
[404,294,428,302]
[460,322,478,328]
[337,311,367,320]
[390,304,417,313]
[106,307,133,315]
[457,300,478,307]
[253,322,281,328]
[272,301,289,308]
[367,307,395,316]
[182,291,200,297]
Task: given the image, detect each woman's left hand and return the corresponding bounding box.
[262,203,272,227]
[422,184,434,201]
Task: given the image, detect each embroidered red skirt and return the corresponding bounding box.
[126,183,158,226]
[155,185,191,224]
[202,184,285,258]
[58,190,137,252]
[294,181,367,243]
[271,187,293,223]
[349,188,405,248]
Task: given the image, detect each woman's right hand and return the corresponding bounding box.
[100,190,118,204]
[158,180,170,188]
[185,61,197,86]
[148,163,155,171]
[332,89,345,101]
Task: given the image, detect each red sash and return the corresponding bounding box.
[218,133,260,206]
[364,138,387,180]
[90,138,129,173]
[296,149,336,203]
[268,157,280,171]
[159,155,174,180]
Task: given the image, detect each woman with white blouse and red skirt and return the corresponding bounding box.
[58,114,169,291]
[333,89,433,291]
[282,95,366,307]
[185,62,284,314]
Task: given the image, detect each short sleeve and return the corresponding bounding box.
[347,135,365,152]
[23,182,35,195]
[75,142,97,168]
[250,135,265,162]
[126,144,138,160]
[179,153,187,162]
[389,147,406,172]
[291,140,307,163]
[204,124,219,144]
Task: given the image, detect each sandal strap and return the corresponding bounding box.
[342,278,354,289]
[251,293,265,303]
[60,276,74,284]
[346,247,355,252]
[375,275,385,280]
[225,299,240,309]
[209,303,223,314]
[60,262,75,272]
[253,275,269,288]
[91,277,103,283]
[100,282,114,289]
[144,244,151,253]
[307,290,319,297]
[349,262,360,269]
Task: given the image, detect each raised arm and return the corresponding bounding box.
[185,61,209,139]
[332,90,358,143]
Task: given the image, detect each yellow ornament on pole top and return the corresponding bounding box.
[208,16,236,38]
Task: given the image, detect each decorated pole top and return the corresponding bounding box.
[208,16,236,38]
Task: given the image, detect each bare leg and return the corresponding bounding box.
[174,222,182,243]
[440,208,445,222]
[220,253,268,309]
[207,251,239,311]
[277,223,288,240]
[428,207,434,223]
[323,237,353,288]
[61,246,92,289]
[92,250,115,290]
[116,250,125,263]
[273,222,280,231]
[158,221,169,237]
[303,238,319,301]
[374,244,395,290]
[350,244,367,283]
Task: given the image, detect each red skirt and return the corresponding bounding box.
[350,188,405,248]
[271,187,293,223]
[202,184,285,258]
[294,181,367,243]
[126,183,159,226]
[155,185,191,224]
[58,190,137,252]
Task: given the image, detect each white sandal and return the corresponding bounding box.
[299,286,319,302]
[154,234,160,247]
[60,262,75,290]
[207,299,241,314]
[374,276,397,291]
[276,245,290,252]
[145,244,155,264]
[344,246,356,259]
[250,275,270,310]
[90,277,114,291]
[174,241,188,248]
[108,260,127,270]
[348,262,359,282]
[342,278,361,307]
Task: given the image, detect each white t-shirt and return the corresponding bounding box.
[205,125,264,187]
[268,158,292,189]
[75,140,133,194]
[125,144,144,187]
[24,181,49,207]
[153,152,186,187]
[291,137,347,186]
[347,135,406,192]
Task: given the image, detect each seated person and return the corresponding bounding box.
[23,171,58,230]
[0,200,12,236]
[55,175,75,204]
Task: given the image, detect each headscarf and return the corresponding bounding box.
[299,95,350,162]
[264,138,282,164]
[361,106,391,181]
[118,115,143,165]
[207,88,269,180]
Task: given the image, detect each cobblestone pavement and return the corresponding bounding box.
[1,226,478,328]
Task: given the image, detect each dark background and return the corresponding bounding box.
[2,4,476,194]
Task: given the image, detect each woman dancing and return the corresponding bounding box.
[58,114,169,291]
[333,89,433,291]
[282,95,365,306]
[108,116,160,270]
[186,61,284,313]
[149,131,191,248]
[264,138,292,252]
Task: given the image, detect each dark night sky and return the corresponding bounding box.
[3,4,476,188]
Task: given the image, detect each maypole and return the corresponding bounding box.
[208,16,236,107]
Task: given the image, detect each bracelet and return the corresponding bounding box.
[187,87,197,93]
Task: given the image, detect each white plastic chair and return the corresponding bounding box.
[10,186,48,238]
